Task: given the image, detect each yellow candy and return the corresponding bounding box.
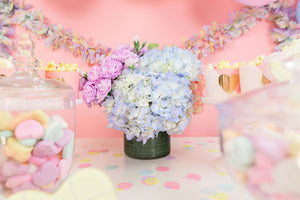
[31,110,49,127]
[8,112,33,131]
[4,146,31,162]
[7,138,33,154]
[0,111,13,131]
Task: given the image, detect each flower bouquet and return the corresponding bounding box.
[80,38,202,159]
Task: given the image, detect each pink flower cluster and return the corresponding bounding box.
[80,44,139,106]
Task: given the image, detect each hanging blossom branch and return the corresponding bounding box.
[184,6,268,60]
[0,0,18,58]
[268,0,300,50]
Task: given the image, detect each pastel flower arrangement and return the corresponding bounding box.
[80,38,202,144]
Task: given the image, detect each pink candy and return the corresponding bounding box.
[32,162,59,187]
[5,174,32,188]
[14,120,44,140]
[32,141,59,157]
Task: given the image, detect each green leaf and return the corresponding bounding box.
[141,41,147,48]
[148,43,159,50]
[83,73,88,80]
[128,64,135,70]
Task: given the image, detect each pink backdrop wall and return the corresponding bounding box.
[21,0,276,138]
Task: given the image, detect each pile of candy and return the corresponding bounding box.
[218,82,300,200]
[0,110,74,195]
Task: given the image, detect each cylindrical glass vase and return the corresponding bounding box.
[124,131,170,159]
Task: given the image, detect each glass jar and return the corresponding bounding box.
[0,34,75,197]
[217,66,300,199]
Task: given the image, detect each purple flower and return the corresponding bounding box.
[82,81,96,105]
[93,79,112,105]
[79,77,87,91]
[99,57,123,79]
[87,65,100,81]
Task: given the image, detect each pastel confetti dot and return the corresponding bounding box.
[217,183,235,191]
[142,176,160,185]
[117,182,133,190]
[208,140,217,143]
[78,163,91,168]
[186,173,201,181]
[165,155,176,160]
[156,166,169,172]
[106,165,119,170]
[113,153,124,157]
[164,181,180,189]
[200,188,218,195]
[139,169,153,176]
[219,172,227,176]
[74,154,80,158]
[184,141,192,144]
[210,192,229,200]
[88,150,99,155]
[98,149,109,153]
[184,147,194,150]
[82,145,87,148]
[207,149,219,153]
[182,144,193,148]
[79,158,92,163]
[198,143,208,146]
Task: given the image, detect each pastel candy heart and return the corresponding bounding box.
[52,115,68,128]
[1,161,29,177]
[4,146,31,162]
[33,141,58,157]
[31,110,49,127]
[0,130,13,138]
[18,138,37,147]
[252,136,287,161]
[32,162,58,187]
[15,120,44,140]
[20,181,39,191]
[6,138,33,154]
[9,112,33,131]
[0,111,13,130]
[5,174,32,188]
[55,129,74,147]
[43,121,64,142]
[224,136,255,170]
[62,134,74,159]
[29,156,47,166]
[58,158,72,179]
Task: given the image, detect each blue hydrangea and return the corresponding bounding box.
[102,46,202,144]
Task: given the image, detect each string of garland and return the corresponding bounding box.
[184,0,300,59]
[0,0,299,63]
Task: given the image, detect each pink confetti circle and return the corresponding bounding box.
[164,181,180,189]
[117,182,133,190]
[78,163,92,168]
[184,141,192,144]
[186,173,201,181]
[207,140,217,143]
[98,149,109,153]
[156,166,170,172]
